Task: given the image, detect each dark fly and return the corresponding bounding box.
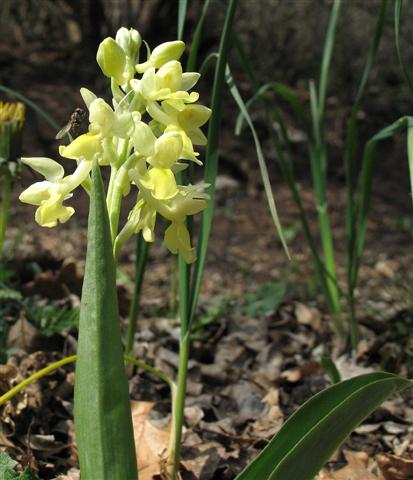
[55,108,87,140]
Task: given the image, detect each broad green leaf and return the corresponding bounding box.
[235,372,411,480]
[74,162,137,479]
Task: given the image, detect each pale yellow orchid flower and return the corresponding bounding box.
[147,101,211,163]
[134,62,199,104]
[19,157,91,227]
[164,221,195,263]
[135,40,185,73]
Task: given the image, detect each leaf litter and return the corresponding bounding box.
[2,183,413,478]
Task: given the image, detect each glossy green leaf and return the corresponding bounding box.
[236,372,411,480]
[74,162,137,479]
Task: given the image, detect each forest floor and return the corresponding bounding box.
[2,150,413,479]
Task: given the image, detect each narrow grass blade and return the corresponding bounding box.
[318,0,341,116]
[346,0,387,285]
[234,82,311,138]
[189,0,239,324]
[236,373,411,480]
[395,0,413,95]
[267,107,340,314]
[177,0,212,331]
[199,52,219,77]
[320,355,341,384]
[226,65,289,259]
[407,117,413,208]
[177,0,187,40]
[344,0,387,348]
[234,34,339,314]
[234,32,260,90]
[353,117,411,285]
[186,0,211,71]
[74,162,137,479]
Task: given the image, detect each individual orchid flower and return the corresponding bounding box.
[147,101,211,163]
[135,40,185,73]
[133,127,183,200]
[123,164,208,262]
[133,61,199,104]
[19,157,91,227]
[88,98,134,139]
[59,132,103,162]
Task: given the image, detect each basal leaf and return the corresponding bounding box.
[236,372,411,480]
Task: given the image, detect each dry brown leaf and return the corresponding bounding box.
[7,318,38,351]
[132,400,170,480]
[318,450,384,480]
[280,361,320,383]
[376,453,413,480]
[295,302,321,330]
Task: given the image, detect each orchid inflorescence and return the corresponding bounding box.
[19,27,211,263]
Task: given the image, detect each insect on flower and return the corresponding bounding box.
[55,107,87,140]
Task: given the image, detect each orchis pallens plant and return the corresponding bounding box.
[19,27,210,480]
[20,29,210,262]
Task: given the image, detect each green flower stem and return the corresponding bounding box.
[0,355,77,406]
[124,355,176,394]
[166,331,190,479]
[0,171,12,257]
[106,167,117,213]
[0,354,175,407]
[109,151,134,243]
[109,180,123,242]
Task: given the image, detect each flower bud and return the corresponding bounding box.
[115,27,141,62]
[96,37,127,85]
[151,41,185,68]
[136,41,185,73]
